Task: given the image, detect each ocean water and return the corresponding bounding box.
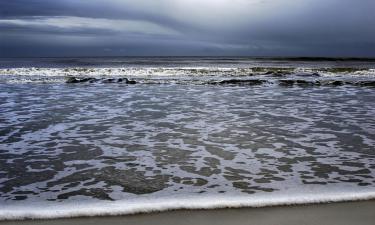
[0,57,375,220]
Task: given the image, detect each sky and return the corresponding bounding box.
[0,0,374,57]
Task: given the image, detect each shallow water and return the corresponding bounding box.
[0,58,375,220]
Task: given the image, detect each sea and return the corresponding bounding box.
[0,57,374,220]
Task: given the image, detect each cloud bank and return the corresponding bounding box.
[0,0,374,57]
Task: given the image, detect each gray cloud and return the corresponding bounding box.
[0,0,374,57]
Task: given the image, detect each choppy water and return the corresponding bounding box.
[0,57,375,220]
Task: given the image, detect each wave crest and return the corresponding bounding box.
[1,67,375,78]
[1,189,374,221]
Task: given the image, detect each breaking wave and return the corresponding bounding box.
[0,67,375,77]
[1,188,374,221]
[1,67,375,84]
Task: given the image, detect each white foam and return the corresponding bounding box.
[0,67,254,77]
[1,188,375,221]
[1,67,374,78]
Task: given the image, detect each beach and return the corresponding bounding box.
[1,200,375,225]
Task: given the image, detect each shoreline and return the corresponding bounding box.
[1,189,375,221]
[1,200,374,225]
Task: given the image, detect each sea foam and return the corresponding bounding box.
[1,67,375,78]
[1,189,375,221]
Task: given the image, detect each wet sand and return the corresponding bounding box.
[1,200,374,225]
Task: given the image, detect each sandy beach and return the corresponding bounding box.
[1,200,374,225]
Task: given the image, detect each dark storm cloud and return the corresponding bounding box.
[0,0,374,57]
[0,1,64,18]
[0,0,196,34]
